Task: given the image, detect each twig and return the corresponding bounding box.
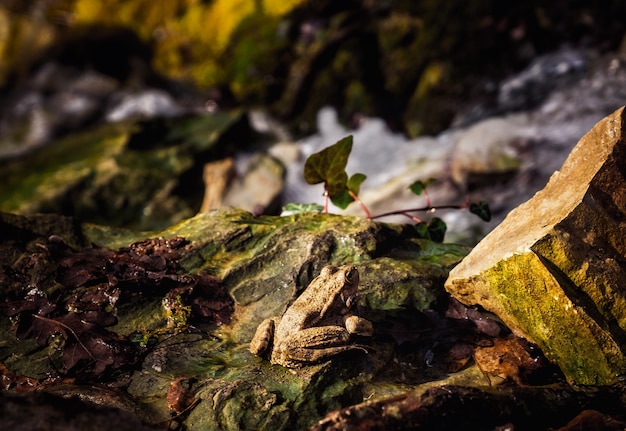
[32,314,96,361]
[160,398,201,426]
[397,211,423,223]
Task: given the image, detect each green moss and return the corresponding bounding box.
[0,123,129,212]
[62,0,304,88]
[534,216,626,336]
[482,252,626,385]
[360,257,439,313]
[0,112,244,231]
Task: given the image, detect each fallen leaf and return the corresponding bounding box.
[473,335,559,385]
[167,378,196,414]
[4,235,232,380]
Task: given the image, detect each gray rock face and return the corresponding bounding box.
[445,107,626,384]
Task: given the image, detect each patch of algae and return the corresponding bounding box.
[0,111,244,231]
[479,251,626,385]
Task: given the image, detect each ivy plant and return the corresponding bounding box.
[298,135,491,242]
[303,136,369,215]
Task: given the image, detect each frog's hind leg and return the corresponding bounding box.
[278,326,367,365]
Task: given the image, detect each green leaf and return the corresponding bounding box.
[414,222,429,238]
[304,136,353,197]
[326,171,349,196]
[427,217,447,242]
[329,189,353,209]
[409,178,436,196]
[329,173,366,210]
[414,217,447,242]
[347,173,367,195]
[469,201,491,222]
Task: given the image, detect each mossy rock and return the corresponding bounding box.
[446,107,626,385]
[0,208,470,430]
[0,111,248,231]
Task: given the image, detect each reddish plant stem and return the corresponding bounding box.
[323,189,329,214]
[371,203,469,220]
[398,212,423,223]
[348,190,371,219]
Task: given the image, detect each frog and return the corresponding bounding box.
[249,265,373,368]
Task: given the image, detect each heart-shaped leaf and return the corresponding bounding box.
[329,173,367,209]
[304,135,353,196]
[347,173,367,195]
[426,217,447,242]
[409,178,436,196]
[469,201,491,222]
[414,217,447,242]
[329,189,353,209]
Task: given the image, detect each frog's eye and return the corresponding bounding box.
[344,267,357,284]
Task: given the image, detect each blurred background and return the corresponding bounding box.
[1,0,626,243]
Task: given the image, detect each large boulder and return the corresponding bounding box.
[0,209,473,430]
[445,106,626,384]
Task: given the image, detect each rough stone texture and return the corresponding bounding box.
[445,106,626,385]
[0,209,472,430]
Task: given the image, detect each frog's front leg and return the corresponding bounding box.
[250,317,278,358]
[345,315,373,336]
[272,326,367,367]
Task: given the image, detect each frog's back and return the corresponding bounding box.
[274,302,309,339]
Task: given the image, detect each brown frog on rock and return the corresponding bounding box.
[249,265,373,368]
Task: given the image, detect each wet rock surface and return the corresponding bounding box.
[3,207,625,429]
[312,382,626,431]
[0,390,160,431]
[0,111,252,230]
[3,209,516,430]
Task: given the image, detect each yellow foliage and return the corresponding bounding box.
[415,62,445,99]
[0,7,56,85]
[264,0,306,17]
[0,0,305,87]
[203,0,256,52]
[69,0,305,87]
[0,9,10,80]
